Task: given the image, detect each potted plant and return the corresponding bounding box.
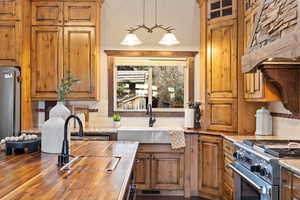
[49,73,80,120]
[113,114,122,128]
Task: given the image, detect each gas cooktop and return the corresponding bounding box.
[243,139,300,158]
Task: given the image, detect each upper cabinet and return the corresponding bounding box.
[32,2,63,26]
[0,21,21,66]
[208,0,236,23]
[0,0,21,66]
[31,26,63,98]
[207,20,237,99]
[63,27,97,99]
[64,2,96,26]
[0,0,21,21]
[31,1,100,100]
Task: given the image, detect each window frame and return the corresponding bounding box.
[105,50,198,117]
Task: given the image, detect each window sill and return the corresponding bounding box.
[110,111,184,117]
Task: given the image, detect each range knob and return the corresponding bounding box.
[250,164,261,173]
[260,168,268,176]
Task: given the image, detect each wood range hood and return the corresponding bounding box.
[242,0,300,114]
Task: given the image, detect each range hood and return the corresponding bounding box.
[242,0,300,114]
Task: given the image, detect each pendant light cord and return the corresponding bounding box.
[143,0,145,25]
[155,0,158,25]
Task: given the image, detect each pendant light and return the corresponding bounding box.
[121,0,180,46]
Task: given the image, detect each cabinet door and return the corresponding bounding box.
[151,153,184,190]
[207,20,237,98]
[281,168,292,200]
[64,2,96,26]
[198,135,223,197]
[133,153,151,190]
[0,0,20,21]
[206,99,237,131]
[0,21,20,66]
[293,173,300,199]
[63,27,97,99]
[207,0,236,23]
[32,2,63,26]
[31,26,63,99]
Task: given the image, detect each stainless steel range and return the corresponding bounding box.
[229,139,300,200]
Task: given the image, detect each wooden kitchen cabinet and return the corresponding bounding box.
[63,26,97,99]
[198,135,223,198]
[32,2,63,26]
[206,99,237,132]
[0,0,21,21]
[31,26,63,98]
[223,139,235,200]
[207,0,236,23]
[133,153,151,190]
[133,144,185,191]
[207,20,237,99]
[0,21,21,66]
[64,2,97,26]
[31,0,100,100]
[151,153,184,190]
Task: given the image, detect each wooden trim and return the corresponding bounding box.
[107,50,197,117]
[271,112,300,120]
[115,112,184,118]
[104,50,198,57]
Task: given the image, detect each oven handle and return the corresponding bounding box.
[227,163,264,193]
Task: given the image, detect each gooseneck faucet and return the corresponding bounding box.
[58,115,83,167]
[146,104,156,127]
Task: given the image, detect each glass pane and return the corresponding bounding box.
[152,66,184,109]
[222,0,232,7]
[211,11,221,19]
[211,1,221,10]
[241,179,261,200]
[116,65,149,111]
[222,8,232,16]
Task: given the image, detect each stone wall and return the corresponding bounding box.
[250,0,297,51]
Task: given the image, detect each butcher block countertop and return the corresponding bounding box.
[0,141,138,200]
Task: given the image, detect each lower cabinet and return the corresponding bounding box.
[133,145,185,191]
[281,167,300,199]
[198,135,223,199]
[151,153,184,190]
[223,139,235,200]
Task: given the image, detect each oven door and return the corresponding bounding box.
[228,162,279,200]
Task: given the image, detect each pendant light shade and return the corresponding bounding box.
[121,33,142,46]
[159,32,180,46]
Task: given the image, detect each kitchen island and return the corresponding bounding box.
[0,141,138,200]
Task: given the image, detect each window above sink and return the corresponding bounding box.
[105,50,198,117]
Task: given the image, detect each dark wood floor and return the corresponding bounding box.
[136,196,206,200]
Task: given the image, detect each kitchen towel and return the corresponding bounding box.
[169,129,186,150]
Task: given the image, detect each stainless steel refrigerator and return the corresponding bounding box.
[0,67,21,139]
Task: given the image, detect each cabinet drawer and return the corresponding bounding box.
[223,183,234,200]
[293,173,300,199]
[223,139,235,155]
[64,2,97,26]
[224,156,234,178]
[32,2,63,26]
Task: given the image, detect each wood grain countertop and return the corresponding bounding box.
[22,128,118,135]
[184,128,237,137]
[0,141,138,200]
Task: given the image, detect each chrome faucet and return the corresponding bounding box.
[58,115,83,167]
[146,104,156,127]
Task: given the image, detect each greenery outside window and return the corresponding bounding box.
[106,51,197,117]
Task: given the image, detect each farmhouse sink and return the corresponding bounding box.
[117,127,180,143]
